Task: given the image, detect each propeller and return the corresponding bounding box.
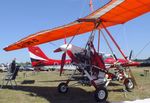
[54,35,68,76]
[54,44,69,76]
[60,52,66,76]
[59,36,68,76]
[129,50,133,60]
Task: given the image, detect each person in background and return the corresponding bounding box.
[10,58,16,73]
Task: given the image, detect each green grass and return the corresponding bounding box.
[0,67,150,103]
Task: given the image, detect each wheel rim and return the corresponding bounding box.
[60,85,67,92]
[127,79,133,89]
[98,90,106,99]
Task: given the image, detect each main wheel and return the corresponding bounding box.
[124,78,134,91]
[58,83,68,93]
[94,86,108,102]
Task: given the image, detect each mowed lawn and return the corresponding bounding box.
[0,67,150,103]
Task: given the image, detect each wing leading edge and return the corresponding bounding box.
[4,0,150,51]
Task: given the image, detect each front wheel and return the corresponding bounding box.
[124,78,134,91]
[94,86,108,102]
[57,83,68,93]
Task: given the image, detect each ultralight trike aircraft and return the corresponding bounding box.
[4,0,150,102]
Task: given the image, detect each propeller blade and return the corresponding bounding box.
[129,50,133,60]
[54,48,62,53]
[60,52,66,76]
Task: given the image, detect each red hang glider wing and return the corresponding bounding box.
[4,0,150,51]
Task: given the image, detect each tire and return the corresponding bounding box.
[124,78,134,91]
[94,86,108,102]
[57,83,68,93]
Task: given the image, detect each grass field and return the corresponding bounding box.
[0,67,150,103]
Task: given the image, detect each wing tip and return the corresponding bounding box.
[3,47,9,51]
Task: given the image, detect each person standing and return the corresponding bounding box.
[10,58,16,73]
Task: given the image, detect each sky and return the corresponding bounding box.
[0,0,150,63]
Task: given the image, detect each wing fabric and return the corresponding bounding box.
[4,0,150,51]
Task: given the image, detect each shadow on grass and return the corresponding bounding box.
[108,88,124,93]
[38,80,70,83]
[2,85,112,103]
[108,82,122,86]
[21,80,35,84]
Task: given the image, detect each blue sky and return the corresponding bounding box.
[0,0,150,63]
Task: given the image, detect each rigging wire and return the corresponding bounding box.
[100,30,117,60]
[122,24,130,54]
[135,40,150,58]
[67,0,93,47]
[78,0,88,18]
[101,22,127,60]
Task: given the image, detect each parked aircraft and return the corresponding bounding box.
[0,64,8,72]
[28,46,71,67]
[4,0,150,102]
